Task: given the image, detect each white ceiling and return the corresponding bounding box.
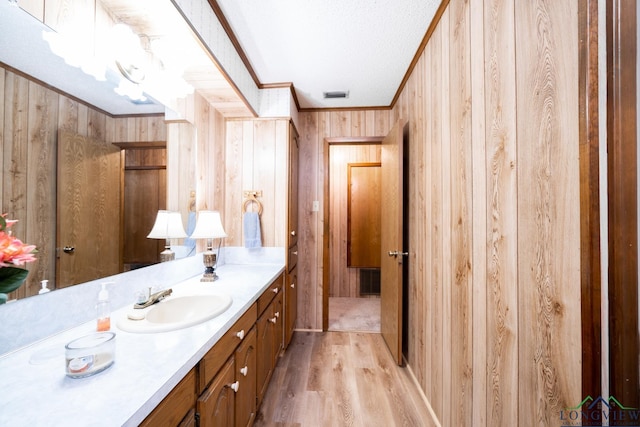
[0,0,441,115]
[216,0,442,109]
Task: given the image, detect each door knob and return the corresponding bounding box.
[387,250,408,257]
[63,246,75,254]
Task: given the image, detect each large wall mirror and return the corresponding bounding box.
[0,1,240,300]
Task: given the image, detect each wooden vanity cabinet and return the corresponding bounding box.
[197,357,236,427]
[197,326,257,427]
[284,122,299,350]
[197,304,257,427]
[141,273,284,427]
[139,368,197,427]
[285,266,297,347]
[198,305,257,392]
[234,326,257,427]
[256,276,284,407]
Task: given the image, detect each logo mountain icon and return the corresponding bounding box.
[566,395,637,411]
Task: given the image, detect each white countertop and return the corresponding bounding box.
[0,262,284,427]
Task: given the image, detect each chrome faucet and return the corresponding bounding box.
[134,288,173,309]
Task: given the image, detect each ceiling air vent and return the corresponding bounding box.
[323,91,349,99]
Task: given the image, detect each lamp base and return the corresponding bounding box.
[200,271,219,282]
[200,252,218,282]
[159,248,175,263]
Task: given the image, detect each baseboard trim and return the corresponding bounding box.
[404,359,442,427]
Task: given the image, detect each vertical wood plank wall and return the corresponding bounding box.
[329,145,381,298]
[223,119,290,248]
[296,0,581,424]
[0,66,166,298]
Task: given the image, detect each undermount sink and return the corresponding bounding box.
[117,294,233,333]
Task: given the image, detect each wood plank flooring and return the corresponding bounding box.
[328,297,380,333]
[254,331,436,427]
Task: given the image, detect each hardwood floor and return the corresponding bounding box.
[328,297,380,333]
[254,331,436,427]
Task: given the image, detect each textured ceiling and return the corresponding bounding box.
[1,0,441,115]
[215,0,442,109]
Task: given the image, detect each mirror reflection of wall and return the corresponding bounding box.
[0,64,168,299]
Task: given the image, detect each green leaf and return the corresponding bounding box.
[0,267,29,294]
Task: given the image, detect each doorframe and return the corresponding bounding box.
[578,0,602,405]
[604,0,639,406]
[322,136,384,331]
[579,0,640,407]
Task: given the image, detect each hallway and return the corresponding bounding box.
[254,331,435,427]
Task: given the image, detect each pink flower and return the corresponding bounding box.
[0,216,37,268]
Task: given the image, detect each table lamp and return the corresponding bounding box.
[190,210,227,281]
[147,210,187,262]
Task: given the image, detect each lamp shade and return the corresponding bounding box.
[147,210,187,239]
[190,211,227,239]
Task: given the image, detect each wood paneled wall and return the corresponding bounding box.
[1,66,165,298]
[329,145,381,297]
[223,119,290,248]
[296,0,581,424]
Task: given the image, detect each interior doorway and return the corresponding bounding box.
[114,141,167,271]
[322,137,383,333]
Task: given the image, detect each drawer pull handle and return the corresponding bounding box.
[240,366,248,376]
[272,288,279,294]
[230,381,239,393]
[236,330,245,340]
[275,311,280,318]
[292,251,298,255]
[290,230,296,236]
[269,317,277,324]
[291,283,295,288]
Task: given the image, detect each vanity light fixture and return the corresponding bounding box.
[190,210,227,282]
[147,210,187,262]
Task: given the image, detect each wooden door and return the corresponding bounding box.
[380,119,405,365]
[347,162,381,267]
[256,306,274,406]
[235,327,256,427]
[288,126,299,248]
[120,145,167,269]
[197,357,236,427]
[285,267,297,347]
[57,130,121,287]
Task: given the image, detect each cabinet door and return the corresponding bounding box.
[197,357,236,427]
[272,290,284,366]
[256,306,274,406]
[140,369,196,427]
[235,327,257,427]
[285,267,297,348]
[287,126,299,248]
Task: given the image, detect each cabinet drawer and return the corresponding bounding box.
[257,274,283,317]
[198,304,257,393]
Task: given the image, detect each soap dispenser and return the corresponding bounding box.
[96,283,111,332]
[38,279,50,294]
